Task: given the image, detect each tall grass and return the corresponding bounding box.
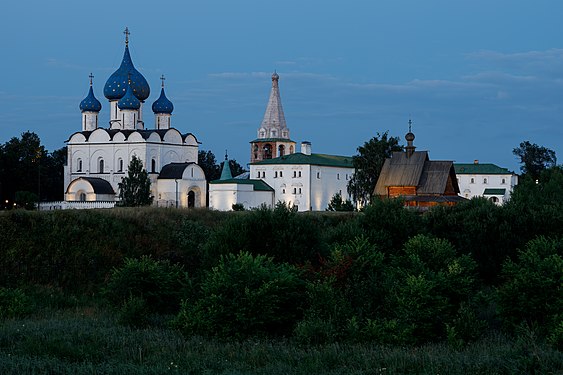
[1,308,561,374]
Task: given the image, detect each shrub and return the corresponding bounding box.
[0,288,33,319]
[359,198,423,253]
[202,202,326,266]
[497,236,563,333]
[117,295,150,328]
[383,235,479,343]
[175,251,304,338]
[104,256,190,314]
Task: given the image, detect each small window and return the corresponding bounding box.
[151,159,156,173]
[483,178,487,184]
[298,171,302,178]
[257,172,260,178]
[293,188,296,194]
[317,172,320,179]
[118,158,123,172]
[282,189,286,194]
[98,159,104,173]
[79,192,86,202]
[262,171,265,178]
[470,178,474,184]
[299,188,302,194]
[280,171,283,177]
[293,171,297,178]
[77,158,82,172]
[501,178,506,184]
[275,171,278,178]
[337,173,340,180]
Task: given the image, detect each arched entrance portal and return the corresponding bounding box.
[187,191,195,208]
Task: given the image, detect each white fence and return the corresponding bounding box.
[39,201,116,210]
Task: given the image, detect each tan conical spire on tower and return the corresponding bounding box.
[250,72,296,163]
[259,71,288,136]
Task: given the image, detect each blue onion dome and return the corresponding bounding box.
[152,87,174,114]
[79,79,102,112]
[104,45,150,101]
[118,82,141,110]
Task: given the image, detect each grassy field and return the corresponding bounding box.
[1,306,562,375]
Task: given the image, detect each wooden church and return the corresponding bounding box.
[373,122,464,208]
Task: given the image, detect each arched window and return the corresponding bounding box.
[253,145,259,160]
[483,178,488,184]
[278,145,285,157]
[501,178,506,184]
[470,178,474,184]
[263,144,273,159]
[275,171,278,178]
[98,159,104,173]
[77,158,82,172]
[490,197,499,203]
[298,171,302,178]
[118,158,123,172]
[79,192,86,202]
[289,145,294,154]
[151,159,156,173]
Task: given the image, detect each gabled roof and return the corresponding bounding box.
[374,151,429,195]
[374,151,459,195]
[209,178,274,192]
[454,163,513,175]
[157,162,196,179]
[418,161,459,195]
[250,152,353,168]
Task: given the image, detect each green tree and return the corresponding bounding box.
[198,150,221,182]
[347,131,402,206]
[326,192,354,211]
[513,140,556,180]
[198,149,247,182]
[118,155,153,207]
[0,132,46,205]
[175,251,304,338]
[497,236,563,333]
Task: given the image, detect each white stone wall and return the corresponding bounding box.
[209,183,274,211]
[250,163,354,211]
[457,173,518,204]
[66,128,201,203]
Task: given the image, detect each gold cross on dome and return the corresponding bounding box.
[160,74,166,88]
[89,73,94,86]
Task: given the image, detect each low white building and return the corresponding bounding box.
[454,161,518,204]
[63,29,207,208]
[209,157,275,210]
[250,142,354,211]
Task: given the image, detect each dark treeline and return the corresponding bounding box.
[0,166,562,350]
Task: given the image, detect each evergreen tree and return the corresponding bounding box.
[326,192,354,211]
[118,156,153,207]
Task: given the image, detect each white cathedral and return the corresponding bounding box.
[63,29,207,208]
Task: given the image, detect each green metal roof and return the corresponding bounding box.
[249,138,295,143]
[209,178,274,192]
[483,188,506,195]
[454,163,513,175]
[250,152,353,168]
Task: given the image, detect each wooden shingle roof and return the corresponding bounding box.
[374,151,460,196]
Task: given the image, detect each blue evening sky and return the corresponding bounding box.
[0,0,561,172]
